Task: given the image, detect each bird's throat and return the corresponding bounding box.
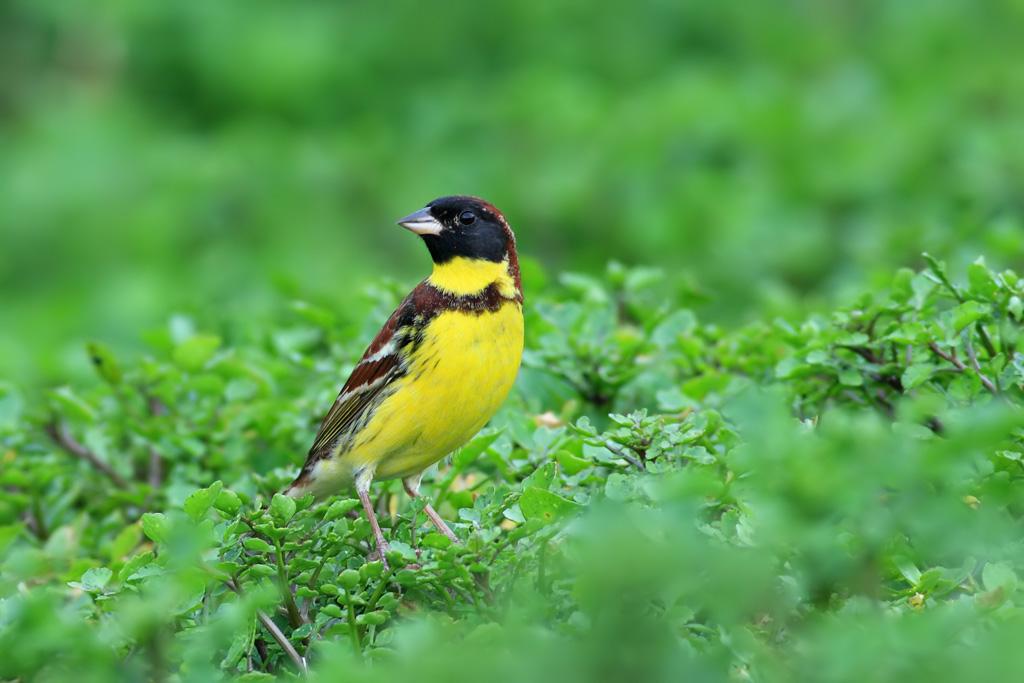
[428,256,518,298]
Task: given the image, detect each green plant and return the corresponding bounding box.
[3,258,1024,682]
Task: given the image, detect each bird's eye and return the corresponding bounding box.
[459,210,477,226]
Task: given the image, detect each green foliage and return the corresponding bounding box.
[4,0,1024,387]
[4,258,1024,681]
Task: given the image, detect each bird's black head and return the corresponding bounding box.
[397,196,514,264]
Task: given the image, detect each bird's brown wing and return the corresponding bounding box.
[305,297,415,460]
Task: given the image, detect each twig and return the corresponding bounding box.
[17,491,49,541]
[146,397,167,490]
[227,580,307,675]
[45,421,128,488]
[255,611,306,675]
[930,342,996,395]
[963,334,999,394]
[872,390,896,419]
[977,325,998,359]
[928,342,965,370]
[837,345,904,392]
[31,496,49,540]
[600,439,645,470]
[923,253,998,358]
[147,448,163,490]
[254,638,269,666]
[839,344,883,364]
[925,416,945,434]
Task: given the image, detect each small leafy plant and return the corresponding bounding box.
[3,257,1024,682]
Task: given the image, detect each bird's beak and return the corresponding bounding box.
[397,207,443,236]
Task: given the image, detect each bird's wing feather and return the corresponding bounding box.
[306,298,415,459]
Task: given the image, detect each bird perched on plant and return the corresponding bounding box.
[285,196,524,568]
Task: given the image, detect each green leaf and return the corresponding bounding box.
[247,564,276,579]
[806,350,830,365]
[108,523,142,561]
[421,532,452,549]
[0,383,23,430]
[522,462,558,491]
[894,557,921,585]
[555,449,592,475]
[951,301,990,333]
[357,610,388,626]
[891,268,915,303]
[774,358,804,380]
[321,604,344,619]
[605,473,640,501]
[651,309,697,348]
[73,567,112,592]
[118,551,155,583]
[917,568,944,594]
[453,431,502,470]
[0,524,22,556]
[339,569,361,589]
[967,258,999,298]
[184,481,224,521]
[1009,296,1023,320]
[325,498,360,521]
[86,342,122,385]
[48,386,96,422]
[923,252,956,296]
[901,364,935,390]
[982,562,1018,594]
[236,673,276,682]
[221,614,257,670]
[141,513,170,544]
[270,493,297,525]
[519,487,581,524]
[242,538,273,554]
[172,334,222,371]
[909,272,936,309]
[836,333,870,347]
[838,369,863,387]
[214,489,243,515]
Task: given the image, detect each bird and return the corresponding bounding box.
[285,196,524,568]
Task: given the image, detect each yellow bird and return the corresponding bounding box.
[285,196,524,567]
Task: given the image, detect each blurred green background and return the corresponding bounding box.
[3,0,1023,386]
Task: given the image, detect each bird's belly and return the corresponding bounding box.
[348,302,523,480]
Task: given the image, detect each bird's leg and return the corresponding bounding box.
[355,467,390,570]
[403,473,460,544]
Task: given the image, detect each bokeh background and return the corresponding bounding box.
[3,0,1023,387]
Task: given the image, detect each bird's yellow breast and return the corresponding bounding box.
[340,300,524,480]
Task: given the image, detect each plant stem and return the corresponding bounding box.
[963,333,999,394]
[976,325,998,359]
[930,341,996,395]
[45,421,129,488]
[923,253,997,358]
[600,439,645,470]
[226,579,307,675]
[929,342,965,370]
[347,600,362,655]
[364,567,396,612]
[30,496,49,540]
[275,539,305,628]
